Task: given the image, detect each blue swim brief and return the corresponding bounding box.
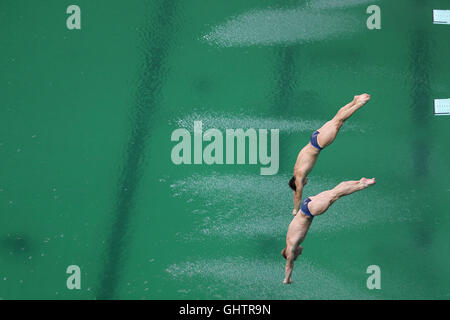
[310,130,323,151]
[300,197,313,218]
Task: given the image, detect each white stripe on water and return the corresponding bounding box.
[306,0,378,10]
[171,174,420,240]
[166,256,372,299]
[171,113,364,133]
[202,5,369,47]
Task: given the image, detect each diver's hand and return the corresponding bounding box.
[292,209,298,216]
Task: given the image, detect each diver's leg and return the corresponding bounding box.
[316,94,370,148]
[307,178,376,216]
[334,94,370,122]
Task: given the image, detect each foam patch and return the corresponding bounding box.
[433,10,450,25]
[434,99,450,115]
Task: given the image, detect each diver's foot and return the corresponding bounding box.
[353,93,370,107]
[283,278,293,285]
[292,209,298,216]
[360,177,376,188]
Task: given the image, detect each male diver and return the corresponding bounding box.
[282,177,376,284]
[289,94,371,216]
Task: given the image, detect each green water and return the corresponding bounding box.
[0,0,449,300]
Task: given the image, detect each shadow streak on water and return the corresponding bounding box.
[0,233,34,256]
[97,0,178,299]
[406,0,442,295]
[273,46,297,114]
[408,4,433,247]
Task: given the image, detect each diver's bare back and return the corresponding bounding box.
[293,144,319,179]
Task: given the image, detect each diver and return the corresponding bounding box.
[289,94,371,216]
[282,177,376,284]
